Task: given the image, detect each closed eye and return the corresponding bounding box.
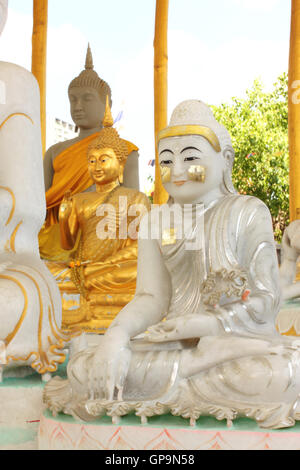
[184,156,201,162]
[160,160,173,165]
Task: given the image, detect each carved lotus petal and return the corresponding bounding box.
[50,424,74,450]
[85,400,106,416]
[106,402,135,417]
[276,309,296,334]
[135,402,168,417]
[293,312,300,335]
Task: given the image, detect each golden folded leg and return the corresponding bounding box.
[48,256,137,334]
[39,224,79,262]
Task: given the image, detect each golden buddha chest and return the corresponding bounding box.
[75,192,129,262]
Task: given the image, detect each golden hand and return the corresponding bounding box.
[59,190,73,220]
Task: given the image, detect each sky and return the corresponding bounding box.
[0,0,292,190]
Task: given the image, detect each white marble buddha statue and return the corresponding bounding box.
[44,100,300,429]
[280,220,300,300]
[0,0,71,380]
[0,0,7,36]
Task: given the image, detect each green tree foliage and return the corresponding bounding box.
[212,73,289,241]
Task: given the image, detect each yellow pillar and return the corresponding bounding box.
[31,0,48,155]
[289,0,300,221]
[153,0,169,205]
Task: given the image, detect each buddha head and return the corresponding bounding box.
[158,100,235,204]
[68,44,112,130]
[87,97,128,185]
[0,0,8,36]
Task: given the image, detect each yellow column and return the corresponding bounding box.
[289,0,300,221]
[31,0,48,155]
[153,0,169,205]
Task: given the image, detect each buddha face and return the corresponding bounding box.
[69,86,106,130]
[87,147,121,185]
[158,134,226,204]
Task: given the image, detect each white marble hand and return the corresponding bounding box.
[146,318,179,342]
[88,327,131,401]
[146,313,222,342]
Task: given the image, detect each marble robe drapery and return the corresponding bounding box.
[39,134,138,262]
[51,195,300,428]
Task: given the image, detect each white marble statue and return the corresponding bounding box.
[280,220,300,300]
[0,0,7,36]
[44,100,300,429]
[0,2,71,381]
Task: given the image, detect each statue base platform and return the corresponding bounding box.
[38,410,300,450]
[276,299,300,336]
[0,370,45,450]
[0,361,67,450]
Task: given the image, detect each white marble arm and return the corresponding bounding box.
[85,214,172,399]
[109,233,172,339]
[146,197,282,343]
[216,198,281,338]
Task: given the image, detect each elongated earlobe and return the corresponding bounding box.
[222,146,236,194]
[118,165,124,184]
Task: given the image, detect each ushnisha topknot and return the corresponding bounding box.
[68,44,112,104]
[87,96,128,164]
[158,100,233,153]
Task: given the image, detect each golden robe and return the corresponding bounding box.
[39,134,138,261]
[49,186,150,333]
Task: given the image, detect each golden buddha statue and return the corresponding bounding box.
[39,44,140,263]
[49,99,150,333]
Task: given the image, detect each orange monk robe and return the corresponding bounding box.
[39,133,138,261]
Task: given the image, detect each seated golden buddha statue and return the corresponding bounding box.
[49,99,150,334]
[39,44,140,263]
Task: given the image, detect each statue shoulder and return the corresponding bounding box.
[240,194,272,218]
[118,187,150,206]
[45,141,66,163]
[285,219,300,235]
[213,195,273,236]
[282,220,300,250]
[46,137,80,163]
[132,189,151,208]
[221,194,271,215]
[71,191,90,204]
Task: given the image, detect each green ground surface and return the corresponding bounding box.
[0,424,39,447]
[0,359,68,447]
